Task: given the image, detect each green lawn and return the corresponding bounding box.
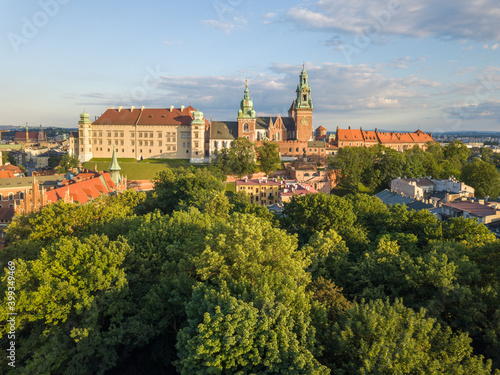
[83,161,171,180]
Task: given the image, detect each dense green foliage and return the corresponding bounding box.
[56,154,80,173]
[213,137,256,178]
[328,141,500,198]
[256,140,281,176]
[1,166,500,374]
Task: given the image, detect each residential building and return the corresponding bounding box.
[279,181,318,204]
[235,177,285,206]
[441,201,500,225]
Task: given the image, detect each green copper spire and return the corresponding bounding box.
[238,79,256,119]
[295,65,313,109]
[109,146,121,185]
[79,110,92,125]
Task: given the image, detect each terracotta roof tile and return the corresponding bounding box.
[93,107,198,126]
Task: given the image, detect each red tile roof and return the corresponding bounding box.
[46,173,117,204]
[280,183,318,197]
[376,131,400,144]
[0,171,16,178]
[361,130,378,142]
[410,130,434,143]
[93,106,201,126]
[337,128,364,142]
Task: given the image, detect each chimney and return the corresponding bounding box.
[375,128,378,132]
[170,105,174,112]
[130,106,135,111]
[118,106,122,112]
[181,105,185,112]
[348,126,351,129]
[141,106,145,111]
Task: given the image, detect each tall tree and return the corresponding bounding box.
[462,158,500,199]
[256,140,281,176]
[214,137,256,178]
[56,153,80,173]
[323,299,494,375]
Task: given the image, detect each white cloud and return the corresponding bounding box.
[491,43,499,50]
[202,16,247,34]
[287,0,500,41]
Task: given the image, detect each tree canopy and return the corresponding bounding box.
[1,167,500,374]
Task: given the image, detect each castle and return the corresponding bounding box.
[70,66,434,163]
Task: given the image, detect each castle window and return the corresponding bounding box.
[303,78,306,84]
[243,123,249,132]
[9,193,14,201]
[276,132,280,141]
[303,94,307,101]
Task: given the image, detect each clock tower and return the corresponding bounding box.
[293,65,314,142]
[237,79,257,142]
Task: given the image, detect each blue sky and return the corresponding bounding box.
[1,0,499,133]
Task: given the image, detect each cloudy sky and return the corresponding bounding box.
[1,0,499,132]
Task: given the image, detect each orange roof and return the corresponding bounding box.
[410,130,434,143]
[0,171,15,178]
[0,165,23,173]
[316,126,327,131]
[337,128,364,142]
[361,130,378,142]
[93,107,199,126]
[396,132,414,143]
[376,131,400,144]
[46,173,117,204]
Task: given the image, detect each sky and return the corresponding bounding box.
[1,0,499,133]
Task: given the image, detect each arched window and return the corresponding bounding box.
[214,141,219,150]
[0,194,2,201]
[243,123,249,132]
[8,193,14,201]
[275,132,280,141]
[9,204,13,208]
[19,192,24,199]
[257,132,262,141]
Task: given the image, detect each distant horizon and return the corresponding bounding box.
[2,0,499,133]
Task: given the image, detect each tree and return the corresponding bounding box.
[176,284,329,374]
[462,158,500,199]
[323,299,494,375]
[444,140,470,168]
[214,137,256,178]
[256,140,281,176]
[56,153,80,173]
[0,235,131,374]
[141,167,225,215]
[281,193,357,245]
[328,146,372,190]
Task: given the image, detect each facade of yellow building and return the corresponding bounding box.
[235,177,285,206]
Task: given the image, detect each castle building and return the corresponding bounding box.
[70,106,209,163]
[70,66,434,164]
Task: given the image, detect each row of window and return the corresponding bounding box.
[0,193,23,200]
[286,147,324,153]
[83,130,188,139]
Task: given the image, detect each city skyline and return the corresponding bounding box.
[1,0,499,132]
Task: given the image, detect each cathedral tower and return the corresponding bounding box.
[293,65,314,142]
[237,79,257,142]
